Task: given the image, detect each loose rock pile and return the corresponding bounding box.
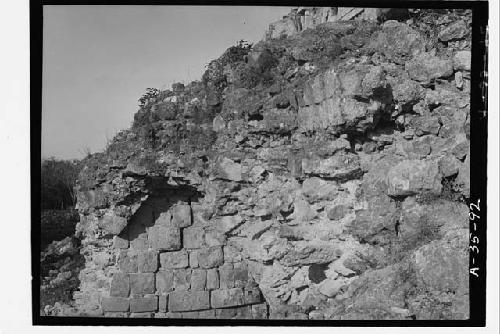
[67,8,471,320]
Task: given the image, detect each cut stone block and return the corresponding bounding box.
[130,296,158,313]
[190,269,207,291]
[210,288,245,309]
[159,295,168,312]
[168,291,210,312]
[110,272,130,297]
[102,297,129,312]
[197,246,224,269]
[171,204,192,228]
[219,263,234,289]
[112,235,129,249]
[173,269,192,291]
[206,268,220,290]
[156,270,174,293]
[148,226,181,251]
[183,227,204,249]
[189,250,199,268]
[160,250,189,269]
[129,273,155,295]
[118,251,138,273]
[138,250,158,273]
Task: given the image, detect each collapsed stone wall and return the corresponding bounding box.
[265,7,409,40]
[71,8,472,320]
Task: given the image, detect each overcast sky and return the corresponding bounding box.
[42,5,291,159]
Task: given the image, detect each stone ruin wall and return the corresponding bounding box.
[70,7,472,320]
[265,7,408,40]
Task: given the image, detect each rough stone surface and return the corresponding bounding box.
[168,291,210,312]
[69,7,471,321]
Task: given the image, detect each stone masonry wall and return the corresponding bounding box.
[76,189,268,319]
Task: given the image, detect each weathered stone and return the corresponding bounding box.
[118,251,138,273]
[204,228,226,246]
[438,20,468,42]
[183,227,204,249]
[218,157,242,181]
[280,241,342,266]
[130,296,158,313]
[190,269,207,291]
[438,155,461,177]
[129,273,155,295]
[414,239,468,292]
[155,270,174,294]
[129,312,153,318]
[219,263,235,289]
[302,152,362,180]
[102,297,129,312]
[233,263,249,288]
[168,291,210,312]
[197,246,224,269]
[318,279,344,297]
[301,177,338,202]
[110,272,129,297]
[453,50,471,71]
[387,160,442,197]
[327,204,350,220]
[137,250,158,273]
[148,226,182,251]
[411,116,441,136]
[173,269,191,290]
[251,303,268,319]
[211,288,245,309]
[244,287,263,304]
[216,215,243,234]
[159,295,168,312]
[206,268,220,290]
[189,250,199,268]
[99,212,128,235]
[405,53,454,83]
[159,250,189,269]
[368,23,426,64]
[155,211,172,226]
[171,204,192,228]
[112,235,129,249]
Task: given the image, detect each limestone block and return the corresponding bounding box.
[168,291,210,312]
[118,251,138,273]
[204,228,226,247]
[218,158,242,181]
[110,272,129,297]
[197,246,224,269]
[206,269,220,290]
[138,250,158,273]
[148,226,182,251]
[173,269,192,291]
[172,204,192,228]
[210,288,245,309]
[189,250,199,268]
[102,297,129,312]
[183,227,204,249]
[159,250,189,269]
[387,159,442,196]
[112,235,129,249]
[159,295,168,312]
[130,295,158,313]
[219,263,234,289]
[130,273,155,295]
[190,269,207,291]
[99,212,128,235]
[156,270,174,294]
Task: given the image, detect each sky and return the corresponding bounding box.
[42,5,291,159]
